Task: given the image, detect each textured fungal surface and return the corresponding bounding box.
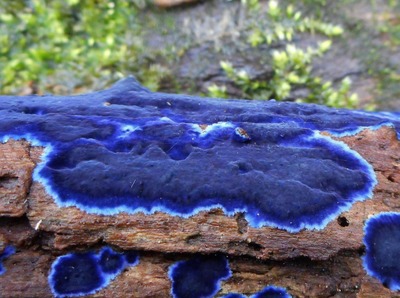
[223,285,291,298]
[251,286,292,298]
[48,247,138,297]
[0,246,15,275]
[1,77,399,232]
[363,212,400,290]
[168,255,231,298]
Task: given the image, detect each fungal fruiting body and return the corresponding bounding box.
[48,247,138,297]
[169,255,291,298]
[223,285,292,298]
[168,255,231,298]
[250,285,292,298]
[0,77,399,232]
[363,212,400,290]
[0,246,15,275]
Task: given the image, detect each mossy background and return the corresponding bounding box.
[0,0,399,110]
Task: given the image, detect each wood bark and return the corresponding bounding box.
[1,126,400,297]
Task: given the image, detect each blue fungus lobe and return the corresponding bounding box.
[49,251,104,297]
[363,212,400,290]
[99,247,125,275]
[48,247,139,297]
[168,255,231,298]
[1,76,398,232]
[251,285,292,298]
[222,285,291,298]
[123,250,139,265]
[0,246,15,275]
[223,294,246,298]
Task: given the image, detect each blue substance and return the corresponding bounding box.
[48,247,139,297]
[99,247,125,274]
[0,77,397,232]
[363,212,400,290]
[0,246,16,275]
[251,286,292,298]
[124,250,140,265]
[168,255,231,298]
[223,285,291,298]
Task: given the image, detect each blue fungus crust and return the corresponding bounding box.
[251,285,292,298]
[48,247,139,297]
[363,212,400,291]
[223,294,246,298]
[1,77,399,232]
[168,255,231,298]
[99,247,125,274]
[123,250,140,265]
[223,285,291,298]
[0,246,16,275]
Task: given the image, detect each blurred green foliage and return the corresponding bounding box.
[210,0,360,109]
[0,0,166,94]
[247,1,342,46]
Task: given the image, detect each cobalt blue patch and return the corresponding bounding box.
[222,285,291,298]
[48,247,139,297]
[223,294,246,298]
[123,250,140,265]
[363,212,400,290]
[0,77,396,232]
[0,246,15,275]
[251,285,292,298]
[168,255,231,298]
[99,247,125,275]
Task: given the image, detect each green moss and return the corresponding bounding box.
[209,1,359,109]
[0,0,168,94]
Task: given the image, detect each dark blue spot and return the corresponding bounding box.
[223,294,246,298]
[222,285,291,298]
[363,212,400,290]
[49,252,104,296]
[48,247,139,297]
[0,246,15,275]
[124,250,139,265]
[1,77,397,232]
[99,247,125,275]
[251,285,291,298]
[168,255,231,298]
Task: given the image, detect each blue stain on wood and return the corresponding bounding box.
[168,255,231,298]
[250,286,292,298]
[48,247,139,297]
[1,77,398,232]
[363,212,400,291]
[223,285,292,298]
[169,255,291,298]
[0,246,15,275]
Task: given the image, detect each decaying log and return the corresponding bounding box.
[1,78,400,297]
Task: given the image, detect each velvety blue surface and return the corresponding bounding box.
[222,285,291,298]
[99,247,125,274]
[48,247,139,297]
[0,77,396,232]
[251,286,292,298]
[363,212,400,290]
[124,250,140,265]
[0,246,15,275]
[168,255,231,298]
[223,294,246,298]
